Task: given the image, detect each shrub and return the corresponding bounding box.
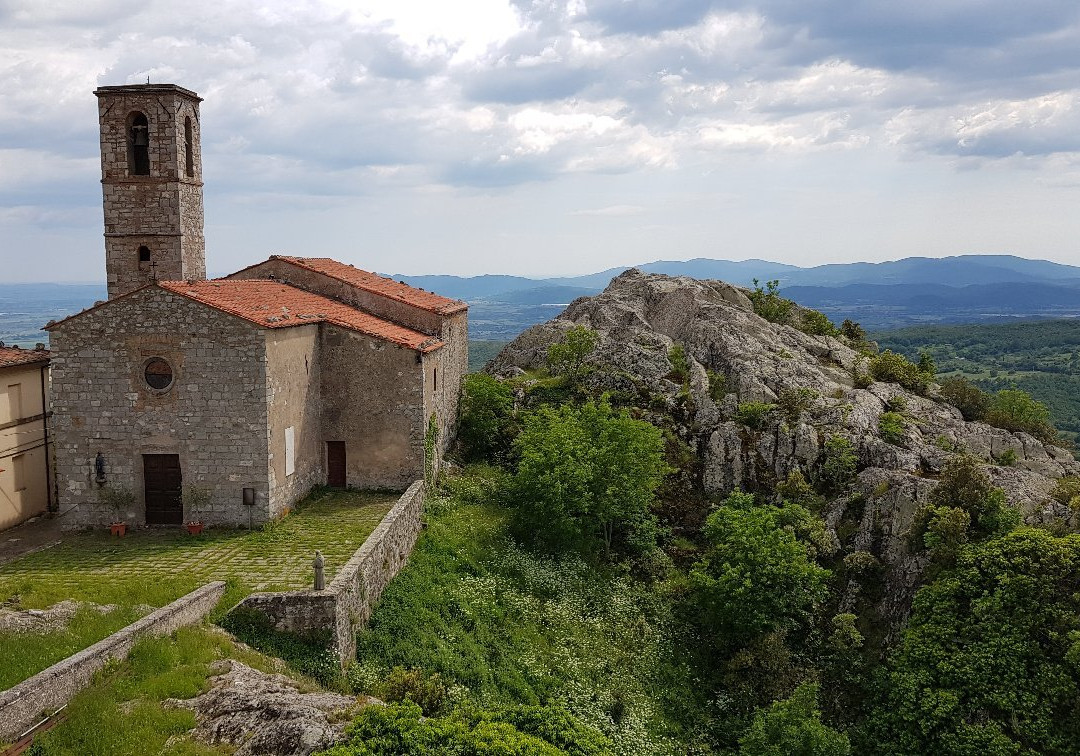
[749,279,795,324]
[377,667,449,716]
[800,309,840,337]
[707,369,727,404]
[994,449,1018,467]
[938,376,990,421]
[739,682,851,756]
[1050,476,1080,506]
[869,350,932,394]
[819,435,858,492]
[512,399,669,555]
[546,326,598,383]
[737,401,777,430]
[777,387,818,425]
[690,494,830,647]
[776,469,820,509]
[668,343,690,384]
[458,374,515,464]
[984,388,1058,443]
[840,319,865,343]
[878,412,907,445]
[925,455,1019,542]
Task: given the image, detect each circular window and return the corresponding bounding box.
[144,358,174,390]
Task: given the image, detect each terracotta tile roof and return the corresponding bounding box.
[0,345,50,369]
[158,280,444,352]
[270,256,468,316]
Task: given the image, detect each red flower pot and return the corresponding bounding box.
[110,522,127,537]
[185,522,204,535]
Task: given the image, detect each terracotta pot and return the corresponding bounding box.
[186,522,204,535]
[110,522,127,537]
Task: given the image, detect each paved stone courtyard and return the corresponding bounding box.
[0,489,396,609]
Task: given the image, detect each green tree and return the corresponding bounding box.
[984,388,1058,442]
[749,279,796,324]
[690,493,830,647]
[939,376,990,421]
[546,326,598,384]
[800,309,840,337]
[867,529,1080,755]
[740,682,851,756]
[458,374,516,463]
[818,435,858,493]
[512,400,668,555]
[869,351,932,394]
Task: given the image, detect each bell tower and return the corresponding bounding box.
[94,84,206,299]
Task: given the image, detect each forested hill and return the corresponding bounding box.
[874,319,1080,445]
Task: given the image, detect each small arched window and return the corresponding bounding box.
[184,116,194,178]
[138,245,151,263]
[129,112,150,176]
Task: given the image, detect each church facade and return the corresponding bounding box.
[48,84,467,529]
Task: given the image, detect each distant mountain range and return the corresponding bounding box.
[392,255,1080,337]
[4,256,1080,346]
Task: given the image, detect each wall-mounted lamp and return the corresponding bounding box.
[95,452,107,485]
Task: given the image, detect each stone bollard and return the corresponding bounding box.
[313,550,325,591]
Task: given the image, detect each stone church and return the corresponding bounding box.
[48,84,467,529]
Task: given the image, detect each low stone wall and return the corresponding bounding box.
[235,480,425,663]
[0,581,226,743]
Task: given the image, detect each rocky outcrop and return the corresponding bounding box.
[489,268,1080,628]
[172,660,371,755]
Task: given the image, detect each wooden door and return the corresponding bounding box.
[327,442,346,488]
[144,454,182,525]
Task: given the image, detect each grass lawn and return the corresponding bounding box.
[21,625,326,755]
[0,488,395,689]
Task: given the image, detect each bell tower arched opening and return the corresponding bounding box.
[128,112,150,176]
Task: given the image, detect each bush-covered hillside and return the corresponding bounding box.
[318,272,1080,755]
[874,319,1080,444]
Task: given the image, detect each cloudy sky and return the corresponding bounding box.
[3,0,1080,282]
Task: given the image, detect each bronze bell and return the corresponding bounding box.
[132,125,148,146]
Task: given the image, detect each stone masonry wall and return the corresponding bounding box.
[49,287,273,528]
[233,481,425,664]
[320,324,426,490]
[0,581,225,743]
[265,327,324,518]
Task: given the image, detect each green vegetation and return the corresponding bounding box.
[868,350,933,394]
[546,325,598,383]
[877,412,907,445]
[0,605,145,690]
[691,492,830,648]
[459,373,516,463]
[739,683,850,756]
[511,400,668,555]
[875,319,1080,445]
[26,625,299,755]
[818,435,858,492]
[749,279,795,324]
[322,701,610,755]
[866,529,1080,755]
[737,401,776,430]
[468,340,510,373]
[749,279,839,338]
[346,474,700,753]
[0,490,392,686]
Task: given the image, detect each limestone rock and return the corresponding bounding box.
[173,659,370,755]
[489,268,1080,629]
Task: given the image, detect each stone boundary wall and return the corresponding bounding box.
[0,581,226,743]
[234,480,425,663]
